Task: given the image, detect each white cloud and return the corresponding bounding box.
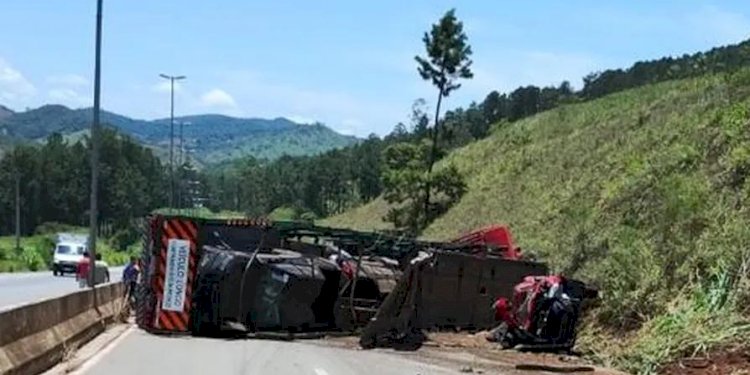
[0,57,36,104]
[200,88,237,108]
[48,88,90,107]
[47,74,88,87]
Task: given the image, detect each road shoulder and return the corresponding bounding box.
[43,323,133,375]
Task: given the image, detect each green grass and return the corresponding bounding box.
[320,197,393,231]
[326,70,750,373]
[0,236,56,272]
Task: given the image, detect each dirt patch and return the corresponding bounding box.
[425,331,625,374]
[319,331,626,374]
[661,347,750,375]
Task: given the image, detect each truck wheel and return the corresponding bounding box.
[52,267,59,277]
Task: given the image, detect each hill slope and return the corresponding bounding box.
[325,71,750,372]
[0,105,357,164]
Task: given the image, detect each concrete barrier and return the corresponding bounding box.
[0,282,125,375]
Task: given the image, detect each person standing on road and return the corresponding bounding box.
[122,256,140,301]
[76,252,91,288]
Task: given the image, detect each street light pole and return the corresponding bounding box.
[177,120,191,210]
[178,120,183,209]
[89,0,103,289]
[159,74,185,211]
[179,121,184,167]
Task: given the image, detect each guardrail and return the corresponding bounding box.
[0,282,125,375]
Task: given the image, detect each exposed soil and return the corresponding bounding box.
[424,331,625,374]
[320,330,627,374]
[661,347,750,375]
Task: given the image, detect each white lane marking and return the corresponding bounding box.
[314,368,330,375]
[68,326,135,375]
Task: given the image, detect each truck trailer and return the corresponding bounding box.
[135,215,549,339]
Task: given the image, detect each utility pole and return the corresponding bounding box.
[177,121,190,210]
[159,74,185,212]
[14,160,20,252]
[179,121,184,167]
[178,121,182,210]
[89,0,103,289]
[178,121,184,209]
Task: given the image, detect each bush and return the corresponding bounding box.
[110,226,139,252]
[0,235,55,272]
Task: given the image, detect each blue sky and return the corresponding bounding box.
[1,1,749,137]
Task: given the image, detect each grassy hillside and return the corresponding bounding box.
[324,71,750,373]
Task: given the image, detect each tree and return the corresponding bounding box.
[381,142,465,234]
[509,85,541,121]
[386,122,409,142]
[415,8,473,226]
[410,98,430,139]
[482,91,506,125]
[0,129,168,237]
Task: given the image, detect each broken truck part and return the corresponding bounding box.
[359,250,548,348]
[135,215,551,340]
[487,275,599,352]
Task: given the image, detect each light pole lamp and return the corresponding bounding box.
[159,74,185,210]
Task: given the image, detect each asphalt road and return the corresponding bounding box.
[81,330,459,375]
[0,266,123,311]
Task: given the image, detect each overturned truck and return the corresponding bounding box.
[135,215,551,342]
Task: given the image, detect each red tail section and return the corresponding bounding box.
[451,225,522,260]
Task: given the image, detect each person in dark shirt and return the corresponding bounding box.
[122,257,140,301]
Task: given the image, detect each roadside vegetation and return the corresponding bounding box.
[0,224,139,272]
[321,18,750,372]
[326,71,750,373]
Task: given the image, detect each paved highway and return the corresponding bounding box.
[80,330,459,375]
[0,266,124,311]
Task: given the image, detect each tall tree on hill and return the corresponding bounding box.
[415,8,473,226]
[410,98,431,139]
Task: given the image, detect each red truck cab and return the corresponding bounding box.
[450,225,522,260]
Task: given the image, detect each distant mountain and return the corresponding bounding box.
[0,105,12,121]
[0,105,358,164]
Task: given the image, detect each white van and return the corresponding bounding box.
[52,241,86,276]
